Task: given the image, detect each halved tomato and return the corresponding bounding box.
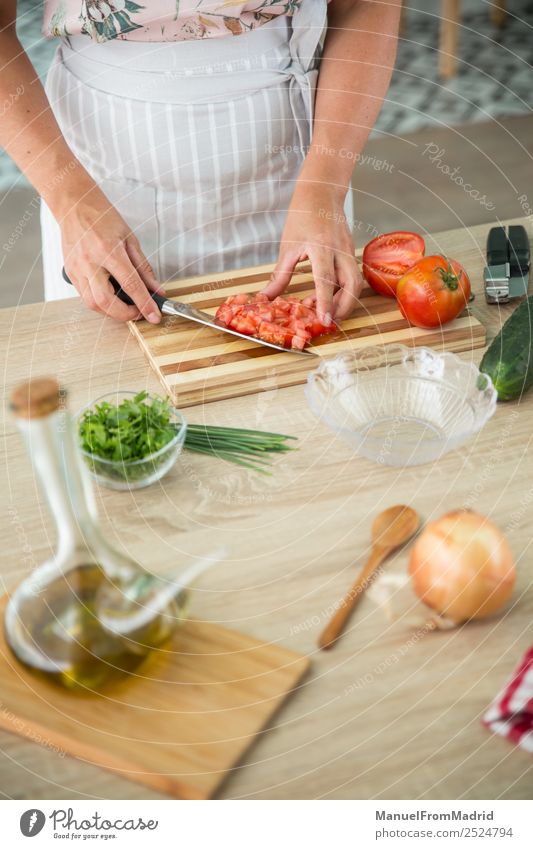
[362,231,426,298]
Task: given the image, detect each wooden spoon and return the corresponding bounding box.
[318,505,420,650]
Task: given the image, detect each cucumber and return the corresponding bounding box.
[480,295,533,401]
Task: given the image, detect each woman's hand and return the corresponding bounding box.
[0,6,161,323]
[263,183,363,324]
[61,185,164,323]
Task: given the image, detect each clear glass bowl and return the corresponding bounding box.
[305,345,497,467]
[77,392,187,490]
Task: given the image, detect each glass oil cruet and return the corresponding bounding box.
[5,377,215,692]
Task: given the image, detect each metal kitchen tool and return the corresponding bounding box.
[484,225,530,304]
[62,269,315,356]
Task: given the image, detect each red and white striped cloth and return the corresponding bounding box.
[483,647,533,753]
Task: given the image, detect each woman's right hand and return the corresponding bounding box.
[0,6,161,324]
[60,185,163,323]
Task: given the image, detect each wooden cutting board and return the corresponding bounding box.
[130,261,486,407]
[0,595,309,799]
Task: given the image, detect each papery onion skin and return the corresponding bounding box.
[409,510,515,623]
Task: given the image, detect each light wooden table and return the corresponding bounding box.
[1,219,532,800]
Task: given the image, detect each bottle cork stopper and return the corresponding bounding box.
[10,377,64,419]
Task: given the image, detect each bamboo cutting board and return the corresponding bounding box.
[0,596,309,800]
[129,261,486,407]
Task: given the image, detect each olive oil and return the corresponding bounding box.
[5,378,184,692]
[9,563,183,691]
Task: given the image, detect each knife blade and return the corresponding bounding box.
[62,269,317,357]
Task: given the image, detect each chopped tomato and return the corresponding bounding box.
[256,308,275,322]
[232,315,258,335]
[290,302,314,320]
[272,297,291,314]
[291,335,307,351]
[310,318,334,337]
[257,321,291,347]
[226,293,249,306]
[215,304,234,326]
[240,305,263,327]
[215,292,335,350]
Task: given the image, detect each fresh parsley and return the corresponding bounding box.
[78,391,297,481]
[79,391,177,463]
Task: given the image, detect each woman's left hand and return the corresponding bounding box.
[262,183,363,324]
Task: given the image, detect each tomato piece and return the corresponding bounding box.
[240,304,263,326]
[258,320,292,347]
[256,308,275,322]
[309,319,332,336]
[272,297,291,313]
[291,335,307,351]
[287,318,312,340]
[292,318,310,334]
[363,231,425,298]
[226,293,249,306]
[396,255,471,329]
[232,315,257,335]
[290,302,314,321]
[215,303,235,325]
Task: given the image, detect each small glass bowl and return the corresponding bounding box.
[77,391,187,490]
[305,345,497,467]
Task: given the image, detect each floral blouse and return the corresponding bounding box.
[43,0,304,42]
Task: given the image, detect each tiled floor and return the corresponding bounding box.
[379,0,533,135]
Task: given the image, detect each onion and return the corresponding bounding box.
[409,510,515,624]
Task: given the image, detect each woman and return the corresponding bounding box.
[0,0,400,326]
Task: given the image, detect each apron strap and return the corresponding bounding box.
[287,0,329,151]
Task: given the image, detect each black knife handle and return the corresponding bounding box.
[508,225,530,276]
[61,267,167,312]
[486,226,508,267]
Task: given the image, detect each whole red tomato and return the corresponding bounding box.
[362,231,425,298]
[396,255,471,329]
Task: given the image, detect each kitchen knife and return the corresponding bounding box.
[62,269,317,356]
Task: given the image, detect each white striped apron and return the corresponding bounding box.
[41,0,339,301]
